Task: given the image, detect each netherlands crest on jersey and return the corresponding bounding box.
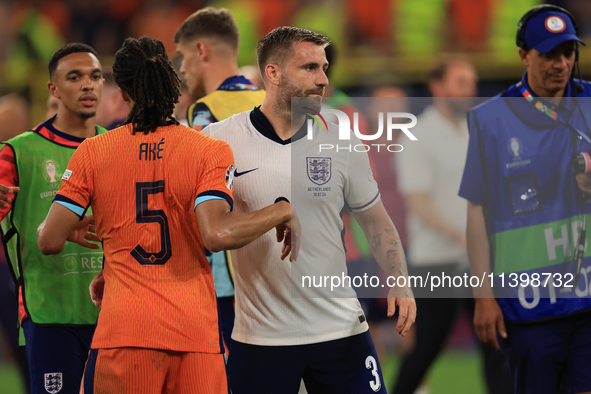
[307,157,331,185]
[44,373,63,393]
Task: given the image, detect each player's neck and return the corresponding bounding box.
[259,102,293,141]
[52,111,97,139]
[204,61,241,95]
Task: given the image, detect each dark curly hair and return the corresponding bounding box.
[113,36,181,134]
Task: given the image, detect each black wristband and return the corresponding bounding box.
[275,197,290,204]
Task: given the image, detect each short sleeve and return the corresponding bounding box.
[194,141,235,210]
[396,133,433,195]
[54,140,93,218]
[188,102,218,132]
[345,146,381,213]
[458,111,488,205]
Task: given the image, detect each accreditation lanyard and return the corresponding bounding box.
[517,81,591,145]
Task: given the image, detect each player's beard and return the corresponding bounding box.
[281,78,323,115]
[78,110,97,119]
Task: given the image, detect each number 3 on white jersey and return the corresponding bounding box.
[365,355,381,392]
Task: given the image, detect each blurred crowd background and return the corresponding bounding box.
[0,0,589,393]
[1,0,591,127]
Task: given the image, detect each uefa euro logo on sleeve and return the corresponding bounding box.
[44,372,63,394]
[307,157,331,185]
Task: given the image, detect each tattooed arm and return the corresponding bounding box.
[352,199,416,337]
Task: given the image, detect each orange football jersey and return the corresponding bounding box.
[56,122,235,353]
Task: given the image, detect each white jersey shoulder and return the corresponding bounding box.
[202,111,251,138]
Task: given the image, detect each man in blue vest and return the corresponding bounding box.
[460,5,591,394]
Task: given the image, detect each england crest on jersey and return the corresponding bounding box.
[307,157,331,185]
[45,373,63,393]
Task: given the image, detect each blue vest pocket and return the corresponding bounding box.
[506,173,543,215]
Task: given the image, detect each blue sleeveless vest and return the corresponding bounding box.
[463,75,591,322]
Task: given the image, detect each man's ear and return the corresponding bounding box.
[119,88,130,102]
[48,80,59,99]
[118,88,134,110]
[196,41,210,61]
[518,48,529,67]
[265,64,281,87]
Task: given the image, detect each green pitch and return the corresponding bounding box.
[0,363,26,394]
[383,350,486,394]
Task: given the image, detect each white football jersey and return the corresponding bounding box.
[205,108,380,345]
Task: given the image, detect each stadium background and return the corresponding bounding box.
[0,0,588,392]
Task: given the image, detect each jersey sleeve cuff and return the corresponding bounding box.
[194,191,233,211]
[54,194,87,219]
[349,191,381,213]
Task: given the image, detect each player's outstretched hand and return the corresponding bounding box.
[387,285,416,337]
[474,298,506,351]
[0,184,19,211]
[67,214,101,249]
[89,271,104,307]
[276,205,301,262]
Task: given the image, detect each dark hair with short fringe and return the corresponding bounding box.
[113,36,181,135]
[174,7,239,50]
[256,27,330,80]
[426,54,472,82]
[48,43,99,79]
